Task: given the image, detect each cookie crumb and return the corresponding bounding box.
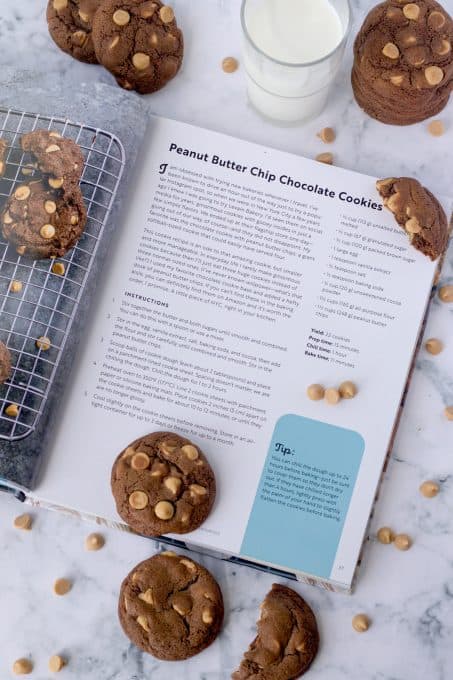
[12,658,33,675]
[222,56,239,73]
[10,280,23,293]
[427,120,445,136]
[439,285,453,302]
[36,336,51,351]
[352,613,370,632]
[85,532,105,551]
[317,127,336,143]
[425,338,443,355]
[14,513,33,531]
[53,578,72,596]
[49,655,66,672]
[51,262,66,276]
[5,403,19,417]
[419,480,439,498]
[316,152,333,165]
[307,383,325,401]
[377,526,394,544]
[394,533,412,551]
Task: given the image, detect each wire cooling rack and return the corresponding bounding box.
[0,108,125,441]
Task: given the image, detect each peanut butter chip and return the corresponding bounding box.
[161,550,177,556]
[154,500,174,519]
[339,380,357,399]
[377,526,394,544]
[109,36,120,49]
[382,42,400,59]
[49,655,66,672]
[49,177,64,189]
[44,200,57,214]
[403,3,420,20]
[160,441,177,456]
[45,144,61,153]
[36,336,51,351]
[419,480,439,498]
[12,658,33,675]
[444,406,453,420]
[394,533,412,550]
[21,164,35,176]
[425,66,444,86]
[85,532,105,551]
[41,224,56,240]
[352,614,370,632]
[52,262,65,276]
[316,152,333,165]
[428,120,445,137]
[137,615,150,632]
[15,185,31,201]
[307,383,325,401]
[433,38,451,56]
[164,476,182,494]
[428,10,446,29]
[138,588,154,605]
[222,56,239,73]
[53,0,67,10]
[439,285,453,302]
[14,513,33,530]
[180,558,196,571]
[390,74,404,86]
[131,452,150,470]
[72,30,88,46]
[317,127,336,143]
[181,444,199,460]
[202,607,214,624]
[10,280,23,293]
[159,5,175,23]
[140,1,157,18]
[425,338,443,355]
[405,217,421,234]
[190,484,207,496]
[133,52,151,70]
[129,490,149,509]
[53,578,72,595]
[325,387,340,405]
[5,403,19,417]
[17,246,26,255]
[3,211,13,224]
[113,9,130,26]
[79,10,90,22]
[70,214,79,225]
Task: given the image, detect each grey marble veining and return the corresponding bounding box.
[0,0,452,679]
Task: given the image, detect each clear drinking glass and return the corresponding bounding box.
[241,0,352,124]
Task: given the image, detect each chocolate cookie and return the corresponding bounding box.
[47,0,99,64]
[1,180,87,259]
[376,176,448,259]
[118,552,224,660]
[111,431,216,536]
[0,342,12,385]
[352,0,453,125]
[232,584,319,680]
[92,0,184,94]
[21,130,84,191]
[0,139,7,176]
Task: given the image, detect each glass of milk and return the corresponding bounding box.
[241,0,352,123]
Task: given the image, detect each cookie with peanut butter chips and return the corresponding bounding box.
[47,0,99,64]
[111,431,216,536]
[118,553,224,660]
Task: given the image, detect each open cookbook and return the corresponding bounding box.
[0,100,450,592]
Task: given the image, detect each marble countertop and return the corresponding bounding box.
[1,0,453,678]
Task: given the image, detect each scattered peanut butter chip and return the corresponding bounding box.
[70,214,79,225]
[40,224,56,240]
[21,163,36,176]
[317,127,336,143]
[394,533,412,551]
[428,10,446,29]
[113,8,130,25]
[53,0,67,10]
[425,66,444,85]
[129,490,149,509]
[12,658,33,675]
[164,476,182,494]
[10,279,23,293]
[325,387,340,404]
[132,52,151,70]
[14,513,33,531]
[45,144,61,154]
[44,199,57,214]
[439,285,453,302]
[403,3,420,20]
[352,613,370,632]
[339,380,357,399]
[154,500,174,520]
[36,336,51,351]
[425,338,443,355]
[3,211,13,224]
[316,152,333,165]
[202,607,214,624]
[307,383,325,401]
[85,532,105,551]
[405,217,421,234]
[137,615,151,632]
[181,444,199,460]
[159,5,175,23]
[53,577,72,596]
[222,56,239,73]
[377,526,394,544]
[139,588,155,605]
[390,74,404,86]
[444,406,453,421]
[49,655,66,673]
[382,42,400,59]
[427,120,445,137]
[419,480,440,498]
[49,177,64,189]
[5,403,19,417]
[190,483,207,496]
[14,185,31,201]
[109,35,120,50]
[51,262,65,276]
[17,246,26,256]
[131,452,150,470]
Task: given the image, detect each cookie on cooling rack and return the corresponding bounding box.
[1,180,87,259]
[47,0,99,64]
[21,129,84,191]
[0,342,12,385]
[118,552,224,660]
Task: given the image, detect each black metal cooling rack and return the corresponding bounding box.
[0,107,125,441]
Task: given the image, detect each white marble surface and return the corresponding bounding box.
[1,0,453,678]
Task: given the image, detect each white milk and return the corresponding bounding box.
[242,0,349,122]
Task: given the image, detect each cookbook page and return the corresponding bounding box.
[33,115,439,586]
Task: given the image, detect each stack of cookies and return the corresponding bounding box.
[1,130,87,259]
[352,0,453,125]
[47,0,184,95]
